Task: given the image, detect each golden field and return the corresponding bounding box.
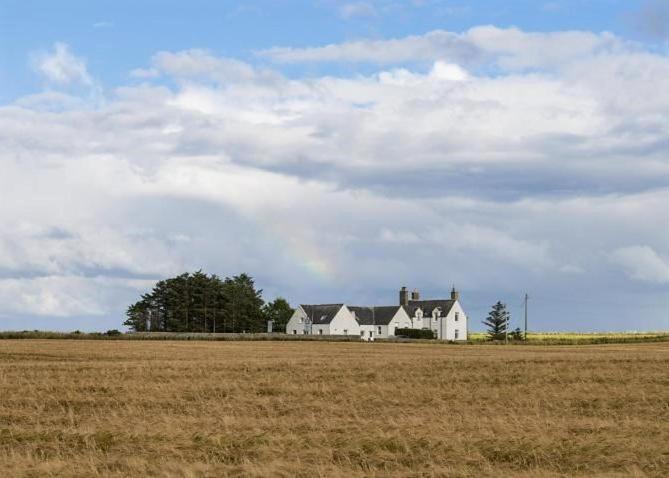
[0,340,667,477]
[467,332,669,343]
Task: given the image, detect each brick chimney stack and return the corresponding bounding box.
[451,286,459,301]
[411,289,420,301]
[399,286,409,306]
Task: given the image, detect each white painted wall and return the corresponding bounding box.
[285,305,360,336]
[359,324,375,341]
[386,308,412,337]
[438,301,467,341]
[285,306,308,335]
[329,305,360,336]
[286,302,467,341]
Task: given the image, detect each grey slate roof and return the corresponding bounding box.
[405,299,455,318]
[349,306,402,326]
[300,304,344,324]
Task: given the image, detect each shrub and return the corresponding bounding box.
[394,328,436,339]
[105,329,122,336]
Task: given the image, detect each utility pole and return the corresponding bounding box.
[524,293,529,341]
[504,304,508,345]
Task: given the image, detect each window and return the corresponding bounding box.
[303,330,308,335]
[343,329,348,335]
[455,312,459,321]
[360,331,365,337]
[377,326,382,335]
[299,317,303,324]
[292,330,297,335]
[369,331,373,337]
[318,329,323,335]
[454,329,459,339]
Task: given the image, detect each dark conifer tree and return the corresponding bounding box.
[262,297,294,332]
[482,301,510,340]
[123,271,269,333]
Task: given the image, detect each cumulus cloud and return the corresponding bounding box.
[258,26,628,70]
[33,42,92,85]
[610,246,669,283]
[0,276,152,317]
[3,26,669,330]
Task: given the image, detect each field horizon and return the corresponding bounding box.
[1,330,669,346]
[1,340,667,477]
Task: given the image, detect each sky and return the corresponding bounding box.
[1,0,669,332]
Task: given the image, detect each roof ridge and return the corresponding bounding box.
[300,303,343,307]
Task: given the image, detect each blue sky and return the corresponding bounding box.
[1,1,669,332]
[0,0,648,102]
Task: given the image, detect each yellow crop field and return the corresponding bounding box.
[0,340,667,477]
[468,331,669,343]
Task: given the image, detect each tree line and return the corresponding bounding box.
[124,271,293,333]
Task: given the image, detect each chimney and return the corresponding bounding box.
[411,289,420,301]
[399,286,409,306]
[451,286,459,301]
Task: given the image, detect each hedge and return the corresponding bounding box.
[394,328,436,339]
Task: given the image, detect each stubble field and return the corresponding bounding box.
[0,340,667,477]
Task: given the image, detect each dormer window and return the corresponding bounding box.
[433,308,441,322]
[415,309,423,319]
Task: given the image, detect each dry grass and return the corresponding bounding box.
[0,340,667,477]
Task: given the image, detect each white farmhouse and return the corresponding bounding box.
[287,304,359,337]
[399,287,467,341]
[349,306,412,340]
[285,287,468,341]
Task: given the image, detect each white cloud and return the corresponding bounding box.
[34,42,92,85]
[0,276,151,317]
[610,246,669,283]
[3,26,669,330]
[258,26,629,70]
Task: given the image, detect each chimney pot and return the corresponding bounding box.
[451,286,459,301]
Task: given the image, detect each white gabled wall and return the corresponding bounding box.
[328,305,360,336]
[286,305,360,336]
[387,307,412,337]
[439,301,467,341]
[285,306,308,335]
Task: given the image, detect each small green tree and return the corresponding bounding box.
[482,301,510,340]
[511,327,523,341]
[263,297,294,332]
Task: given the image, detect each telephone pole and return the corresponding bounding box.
[524,293,529,341]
